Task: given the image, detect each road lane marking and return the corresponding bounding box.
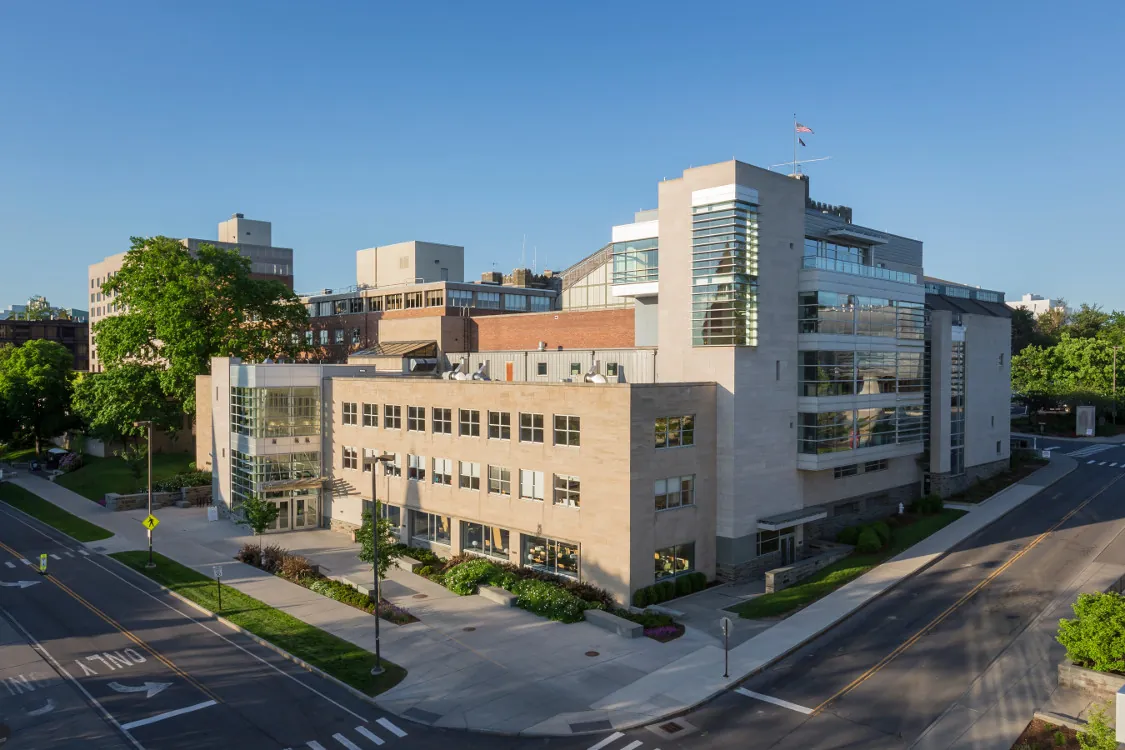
[1089,460,1097,464]
[307,742,328,750]
[79,550,89,556]
[812,472,1125,715]
[49,554,61,561]
[355,726,384,745]
[620,742,643,750]
[1046,446,1061,451]
[374,718,406,737]
[735,687,814,714]
[0,605,145,750]
[3,562,13,568]
[1099,462,1108,466]
[332,734,362,750]
[65,552,74,557]
[1112,464,1118,468]
[120,699,217,731]
[20,558,30,566]
[586,732,624,750]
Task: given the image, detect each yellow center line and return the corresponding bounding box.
[811,473,1123,716]
[0,540,222,703]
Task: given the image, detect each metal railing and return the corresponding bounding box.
[801,256,918,284]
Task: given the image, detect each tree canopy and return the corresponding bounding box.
[71,364,183,445]
[0,340,75,454]
[94,236,308,414]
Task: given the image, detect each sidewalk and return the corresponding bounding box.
[1012,431,1125,445]
[3,456,1076,736]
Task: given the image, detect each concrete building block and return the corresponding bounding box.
[478,585,516,607]
[584,609,643,638]
[393,555,422,573]
[174,500,191,509]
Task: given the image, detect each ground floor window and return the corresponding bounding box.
[654,542,695,580]
[409,510,451,546]
[461,521,510,560]
[757,526,795,557]
[522,535,579,579]
[362,500,402,528]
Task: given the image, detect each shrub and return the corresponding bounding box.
[632,589,646,607]
[392,544,443,568]
[1079,703,1117,750]
[675,576,692,597]
[836,525,860,546]
[443,559,500,596]
[487,569,520,592]
[1057,592,1125,673]
[260,544,286,573]
[153,470,213,492]
[235,543,261,568]
[279,553,314,581]
[615,609,674,628]
[855,527,883,554]
[871,521,892,547]
[690,572,707,592]
[511,579,595,623]
[661,580,675,601]
[415,565,433,577]
[59,453,83,473]
[560,579,616,608]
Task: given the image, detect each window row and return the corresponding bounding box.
[799,350,924,397]
[833,459,888,478]
[307,291,553,317]
[798,406,924,454]
[339,403,580,445]
[798,291,925,340]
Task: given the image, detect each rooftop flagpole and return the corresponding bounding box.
[793,114,798,176]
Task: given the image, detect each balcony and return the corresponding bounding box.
[801,256,918,285]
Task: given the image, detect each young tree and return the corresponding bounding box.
[1037,301,1069,341]
[115,443,148,483]
[240,495,280,551]
[94,236,309,415]
[358,503,404,599]
[72,364,183,446]
[0,340,75,454]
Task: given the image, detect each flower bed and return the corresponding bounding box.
[611,608,685,642]
[236,543,417,625]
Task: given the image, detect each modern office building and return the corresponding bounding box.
[87,213,294,371]
[197,159,1012,601]
[1006,292,1065,317]
[0,318,89,370]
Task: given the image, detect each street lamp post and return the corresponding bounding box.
[133,420,154,568]
[364,452,396,676]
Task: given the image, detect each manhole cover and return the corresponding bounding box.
[659,721,684,734]
[463,626,476,632]
[585,650,599,657]
[412,593,428,599]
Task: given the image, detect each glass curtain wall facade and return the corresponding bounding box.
[798,292,925,339]
[230,451,321,510]
[950,339,966,474]
[231,387,320,437]
[799,351,924,397]
[691,198,759,346]
[611,238,658,284]
[798,407,924,454]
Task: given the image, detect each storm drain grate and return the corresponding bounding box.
[659,721,685,734]
[646,717,697,740]
[412,593,428,599]
[585,651,599,657]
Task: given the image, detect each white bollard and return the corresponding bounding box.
[898,502,904,515]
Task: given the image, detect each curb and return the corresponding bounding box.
[542,456,1081,737]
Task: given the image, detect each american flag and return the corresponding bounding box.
[795,123,814,134]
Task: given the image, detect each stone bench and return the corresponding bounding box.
[393,555,422,573]
[478,585,516,607]
[584,609,643,638]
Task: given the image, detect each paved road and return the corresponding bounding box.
[577,450,1125,750]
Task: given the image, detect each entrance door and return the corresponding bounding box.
[291,493,318,529]
[780,533,796,565]
[274,500,290,531]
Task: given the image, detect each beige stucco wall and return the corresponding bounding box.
[964,313,1012,469]
[195,375,214,471]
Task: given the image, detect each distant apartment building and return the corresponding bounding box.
[0,318,89,370]
[87,214,294,372]
[1005,292,1065,317]
[197,159,1012,602]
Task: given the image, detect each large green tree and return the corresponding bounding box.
[71,364,183,445]
[1012,335,1125,416]
[94,236,308,414]
[1067,303,1110,339]
[0,340,75,454]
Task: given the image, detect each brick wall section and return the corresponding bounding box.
[473,308,635,351]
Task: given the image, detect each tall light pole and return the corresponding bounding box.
[133,420,154,568]
[364,452,396,676]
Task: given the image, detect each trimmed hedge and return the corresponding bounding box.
[836,526,860,545]
[632,572,706,607]
[153,470,212,492]
[1057,591,1125,674]
[871,521,892,547]
[910,494,944,514]
[444,559,500,595]
[855,527,883,554]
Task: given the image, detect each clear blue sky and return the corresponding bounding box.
[1,1,1121,312]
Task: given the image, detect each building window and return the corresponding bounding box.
[997,440,1002,455]
[376,503,401,527]
[362,403,378,428]
[503,294,527,311]
[655,475,695,510]
[362,448,378,472]
[692,198,759,346]
[654,542,695,580]
[553,415,580,446]
[407,406,426,432]
[756,526,794,557]
[553,474,580,508]
[570,362,581,376]
[432,407,452,434]
[384,405,401,429]
[611,237,658,284]
[351,328,361,346]
[342,447,358,470]
[523,535,578,579]
[382,453,402,477]
[655,415,695,449]
[834,464,858,478]
[406,454,426,481]
[333,329,344,344]
[409,510,451,546]
[341,402,358,426]
[536,362,547,376]
[488,465,511,495]
[488,411,510,440]
[319,330,329,345]
[477,292,501,310]
[606,362,619,377]
[305,330,313,345]
[834,501,860,516]
[404,292,423,309]
[448,289,473,308]
[459,461,480,491]
[530,296,550,312]
[461,521,510,560]
[384,294,403,311]
[864,459,888,473]
[519,469,545,502]
[432,458,452,486]
[368,296,384,312]
[519,413,544,443]
[425,290,444,307]
[459,408,480,437]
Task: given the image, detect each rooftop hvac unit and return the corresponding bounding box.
[537,341,546,351]
[583,360,607,384]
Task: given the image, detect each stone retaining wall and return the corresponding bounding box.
[102,485,212,511]
[765,542,854,593]
[1058,661,1125,704]
[931,457,1009,498]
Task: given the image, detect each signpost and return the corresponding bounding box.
[141,514,159,569]
[213,566,223,611]
[719,616,733,678]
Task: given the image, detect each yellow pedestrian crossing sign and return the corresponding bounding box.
[141,514,160,531]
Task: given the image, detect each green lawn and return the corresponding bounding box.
[729,509,967,620]
[57,452,194,502]
[0,483,113,542]
[1,447,40,463]
[111,551,406,696]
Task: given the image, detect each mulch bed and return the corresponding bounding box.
[1011,718,1079,749]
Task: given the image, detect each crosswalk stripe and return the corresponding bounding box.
[1100,462,1107,466]
[1089,460,1097,464]
[620,742,644,750]
[78,550,89,556]
[374,718,406,738]
[49,554,61,561]
[307,742,327,750]
[1112,464,1118,468]
[587,733,625,750]
[354,726,384,746]
[736,687,815,714]
[65,552,74,557]
[20,559,30,566]
[3,562,14,569]
[332,734,362,750]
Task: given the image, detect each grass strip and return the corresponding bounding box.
[56,453,195,502]
[729,509,966,620]
[110,551,406,695]
[0,483,113,542]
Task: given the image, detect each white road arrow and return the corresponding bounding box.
[108,681,171,699]
[26,699,55,716]
[0,581,40,589]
